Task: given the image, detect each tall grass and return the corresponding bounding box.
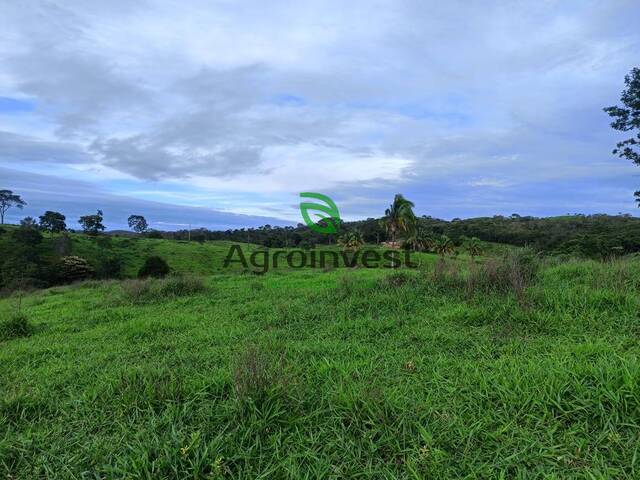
[0,312,32,341]
[120,274,206,303]
[2,255,640,478]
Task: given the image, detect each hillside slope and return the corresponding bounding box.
[1,257,640,477]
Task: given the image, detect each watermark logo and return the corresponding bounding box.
[299,192,340,234]
[222,191,418,272]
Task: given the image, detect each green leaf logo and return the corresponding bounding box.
[299,192,341,234]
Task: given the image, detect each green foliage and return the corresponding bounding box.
[383,193,416,243]
[433,234,454,257]
[19,217,37,229]
[138,256,170,278]
[120,275,205,303]
[96,255,123,279]
[1,258,43,290]
[11,226,43,246]
[465,236,483,258]
[127,214,148,234]
[2,259,640,477]
[78,209,105,235]
[338,230,364,251]
[465,249,539,301]
[39,211,66,234]
[52,233,72,256]
[146,230,163,239]
[0,312,32,341]
[403,228,431,251]
[231,343,289,403]
[604,67,640,166]
[57,256,95,283]
[0,189,26,224]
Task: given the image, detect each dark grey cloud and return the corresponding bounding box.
[0,167,290,230]
[0,131,90,164]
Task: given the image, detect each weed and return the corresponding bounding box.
[120,275,206,303]
[231,343,289,403]
[0,313,32,341]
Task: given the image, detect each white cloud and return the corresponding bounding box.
[0,0,639,220]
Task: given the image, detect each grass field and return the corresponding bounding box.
[2,243,640,478]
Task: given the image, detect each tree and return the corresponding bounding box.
[39,211,66,235]
[466,237,483,261]
[127,214,148,234]
[404,228,431,252]
[338,230,364,251]
[78,210,105,235]
[20,217,38,229]
[604,67,640,204]
[138,256,170,278]
[433,235,454,258]
[12,226,43,247]
[383,194,416,244]
[57,256,95,283]
[0,190,26,224]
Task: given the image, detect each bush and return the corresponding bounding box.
[53,233,72,256]
[58,256,95,283]
[121,275,205,303]
[0,313,32,341]
[466,249,539,301]
[97,255,123,279]
[138,256,170,278]
[121,279,155,303]
[11,228,43,246]
[1,257,42,289]
[377,271,416,289]
[231,343,289,403]
[156,274,205,297]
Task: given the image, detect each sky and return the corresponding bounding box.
[1,0,639,230]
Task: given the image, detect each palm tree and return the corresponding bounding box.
[404,228,432,252]
[339,230,364,251]
[466,237,483,261]
[433,234,454,258]
[383,194,416,244]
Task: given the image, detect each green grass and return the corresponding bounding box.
[1,253,640,478]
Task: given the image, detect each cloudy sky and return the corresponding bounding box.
[1,0,639,229]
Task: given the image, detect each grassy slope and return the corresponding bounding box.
[1,226,502,278]
[1,255,640,478]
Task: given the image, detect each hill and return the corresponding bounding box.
[150,214,640,258]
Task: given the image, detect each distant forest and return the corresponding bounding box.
[157,214,640,258]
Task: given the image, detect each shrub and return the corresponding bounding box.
[466,249,539,301]
[121,275,205,303]
[121,279,154,303]
[336,275,358,298]
[231,343,288,403]
[0,313,32,341]
[430,258,464,290]
[96,255,123,279]
[53,233,72,256]
[156,274,205,297]
[1,257,42,289]
[377,271,416,289]
[58,256,95,283]
[11,227,43,246]
[138,256,170,278]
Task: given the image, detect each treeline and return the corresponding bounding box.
[0,226,119,291]
[159,214,640,258]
